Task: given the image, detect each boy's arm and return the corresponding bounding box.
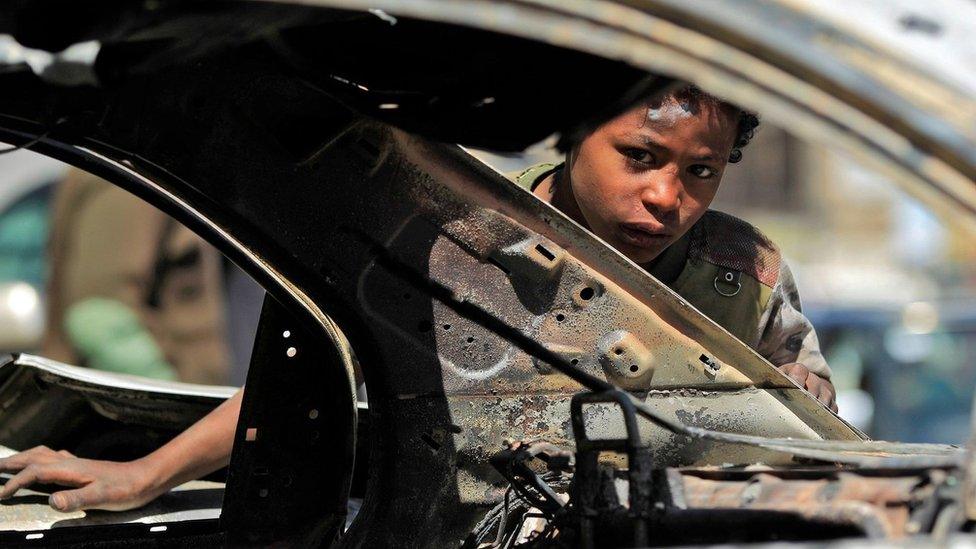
[0,388,242,511]
[755,260,837,411]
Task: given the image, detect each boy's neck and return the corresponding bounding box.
[534,167,587,230]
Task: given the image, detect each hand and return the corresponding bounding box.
[779,363,838,413]
[0,446,161,512]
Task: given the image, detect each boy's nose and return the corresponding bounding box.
[640,172,682,216]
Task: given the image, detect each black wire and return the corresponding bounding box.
[496,488,513,547]
[0,118,68,156]
[0,129,50,155]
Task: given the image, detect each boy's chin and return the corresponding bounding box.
[621,245,666,265]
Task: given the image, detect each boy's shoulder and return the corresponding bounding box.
[510,163,561,191]
[688,210,782,288]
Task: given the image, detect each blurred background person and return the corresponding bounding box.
[40,169,257,384]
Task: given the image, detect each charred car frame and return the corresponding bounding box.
[0,0,971,546]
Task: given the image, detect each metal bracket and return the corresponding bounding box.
[714,269,742,297]
[570,390,654,548]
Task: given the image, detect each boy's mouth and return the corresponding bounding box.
[618,222,671,249]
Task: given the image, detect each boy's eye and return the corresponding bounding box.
[623,148,654,165]
[688,164,717,179]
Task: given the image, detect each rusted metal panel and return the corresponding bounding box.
[391,131,860,433]
[677,471,939,539]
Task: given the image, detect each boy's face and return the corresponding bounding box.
[567,95,739,264]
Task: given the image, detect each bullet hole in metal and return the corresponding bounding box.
[580,287,595,301]
[699,354,720,371]
[282,330,291,338]
[556,313,566,322]
[286,347,297,358]
[570,359,579,365]
[466,336,475,343]
[309,409,319,419]
[443,324,452,331]
[629,364,639,373]
[417,320,432,332]
[614,348,624,355]
[534,243,556,261]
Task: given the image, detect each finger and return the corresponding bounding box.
[814,383,830,405]
[50,485,103,512]
[819,385,837,412]
[806,376,827,395]
[781,364,809,386]
[0,456,22,472]
[0,465,44,499]
[802,374,836,409]
[789,372,807,386]
[0,462,88,499]
[0,446,59,472]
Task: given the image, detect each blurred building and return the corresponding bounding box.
[709,128,976,443]
[713,127,976,309]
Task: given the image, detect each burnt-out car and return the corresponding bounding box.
[0,0,971,547]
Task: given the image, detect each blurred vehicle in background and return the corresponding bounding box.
[810,300,976,444]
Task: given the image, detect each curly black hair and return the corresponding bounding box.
[727,109,760,163]
[673,85,760,164]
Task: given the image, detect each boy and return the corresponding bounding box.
[519,85,835,406]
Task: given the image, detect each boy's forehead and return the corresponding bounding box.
[610,96,736,138]
[644,98,696,127]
